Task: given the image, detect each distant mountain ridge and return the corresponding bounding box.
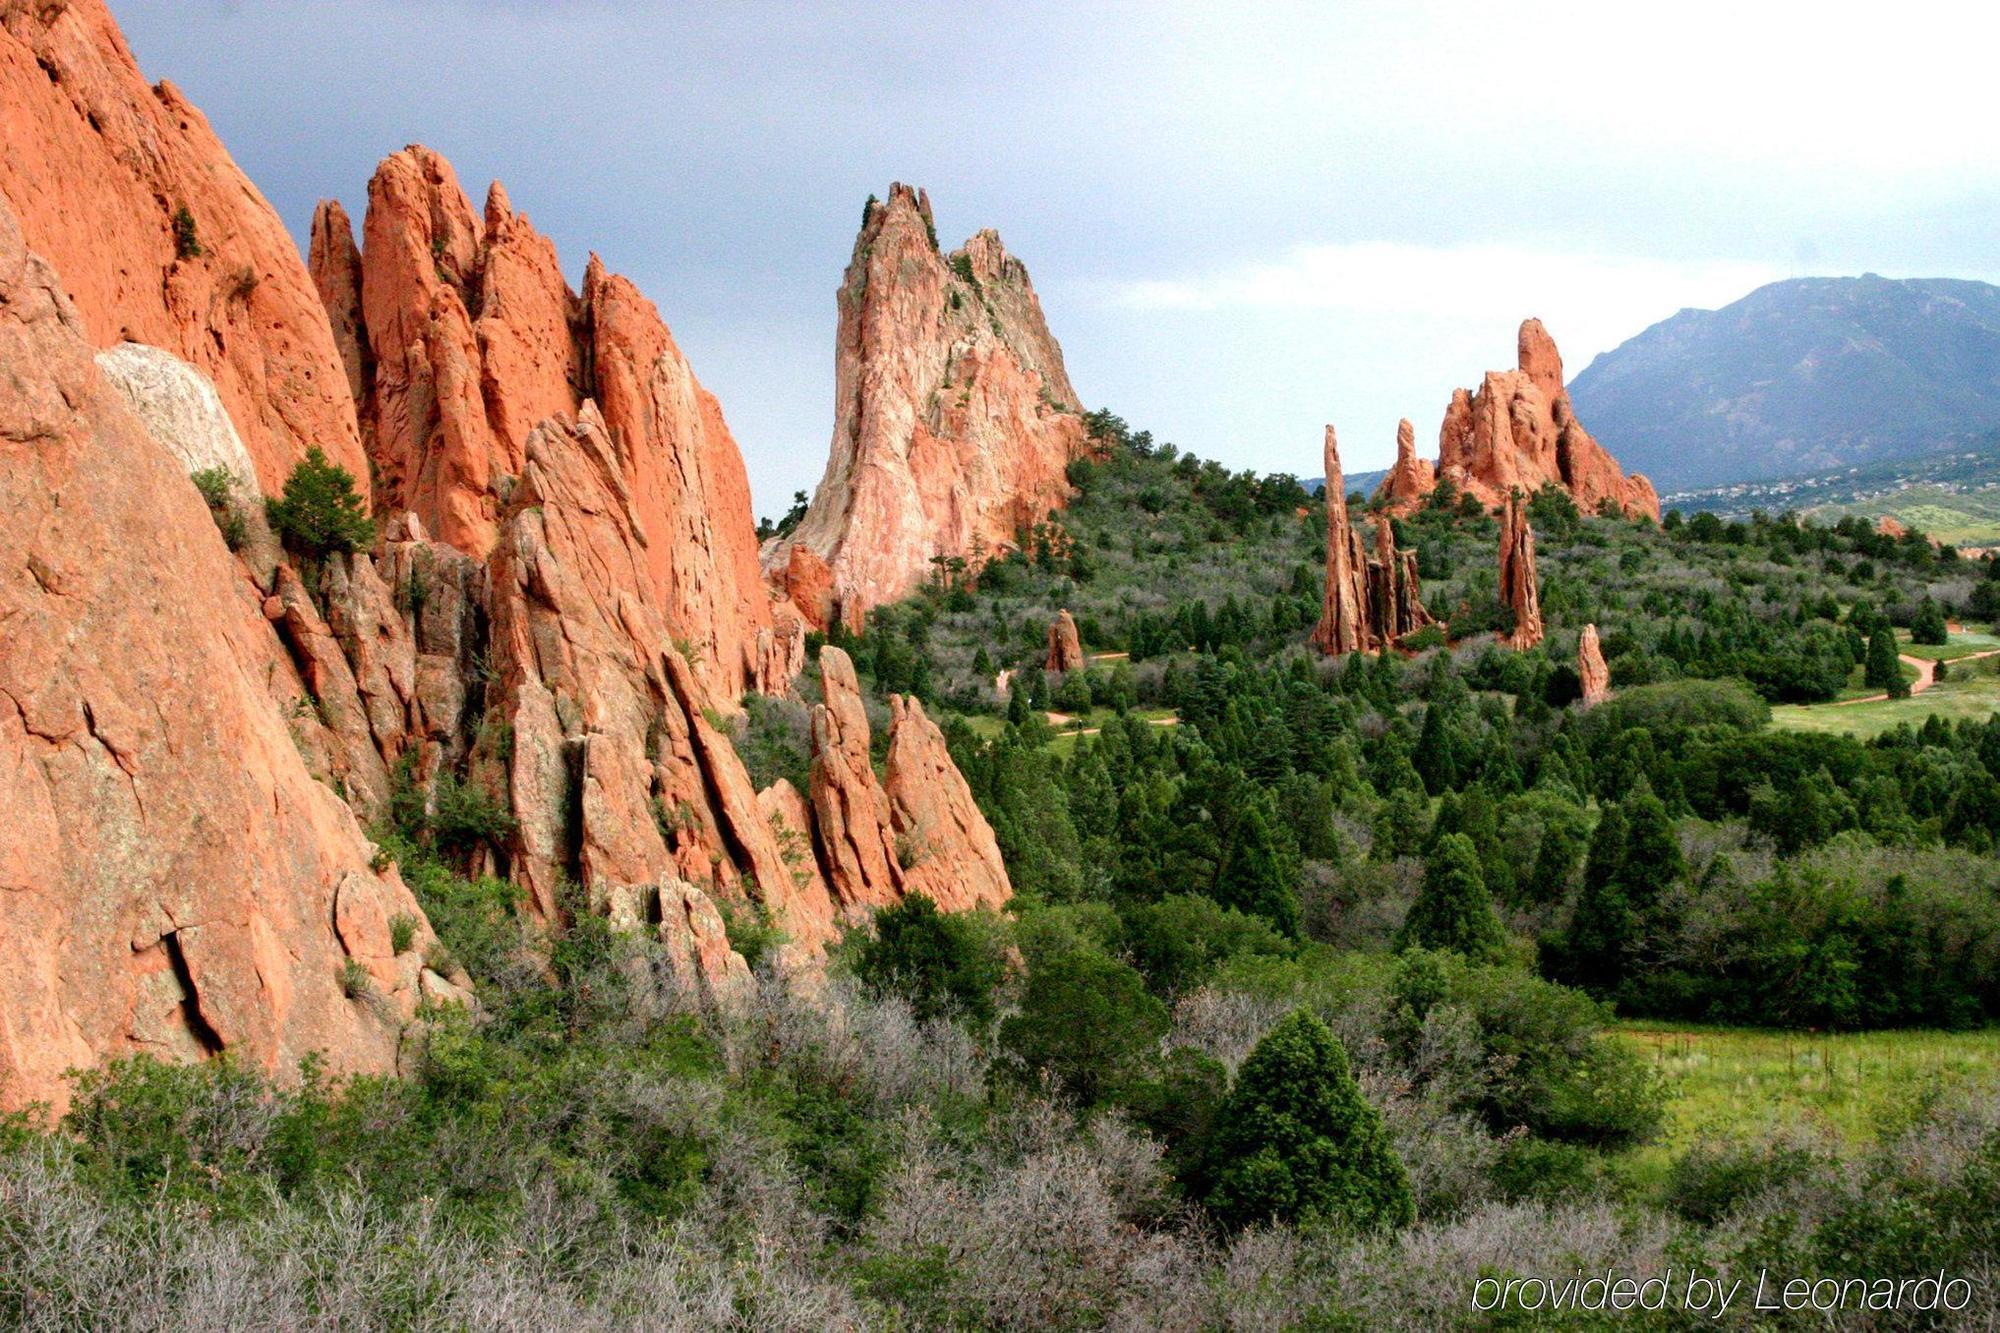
[1569,274,2000,491]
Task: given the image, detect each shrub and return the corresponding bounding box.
[266,446,375,559]
[1203,1009,1414,1232]
[387,913,418,955]
[187,466,247,550]
[851,893,1003,1024]
[339,958,371,999]
[996,949,1166,1108]
[171,205,201,260]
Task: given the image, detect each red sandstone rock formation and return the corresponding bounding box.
[1500,493,1545,650]
[1311,426,1432,655]
[1375,320,1659,523]
[777,543,837,633]
[1367,511,1433,643]
[1578,623,1610,705]
[809,646,905,912]
[0,199,449,1113]
[1310,427,1372,655]
[1045,610,1085,672]
[1,4,1016,1101]
[0,0,368,497]
[315,147,775,702]
[764,184,1089,624]
[1373,419,1435,513]
[886,695,1012,913]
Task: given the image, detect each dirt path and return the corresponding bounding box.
[1833,648,2000,706]
[1043,710,1178,737]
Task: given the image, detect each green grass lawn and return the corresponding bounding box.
[1899,628,2000,662]
[956,707,1178,755]
[1771,668,2000,739]
[1827,659,1920,702]
[1612,1022,2000,1184]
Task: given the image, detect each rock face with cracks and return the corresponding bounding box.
[0,5,1013,1108]
[0,196,452,1114]
[764,183,1090,627]
[313,146,776,703]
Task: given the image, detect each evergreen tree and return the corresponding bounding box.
[1396,833,1505,961]
[852,894,1003,1024]
[1204,1010,1414,1232]
[1412,700,1459,795]
[997,950,1167,1107]
[1911,596,1949,646]
[1213,802,1301,936]
[265,446,375,558]
[1865,627,1907,697]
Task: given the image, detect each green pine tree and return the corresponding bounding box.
[1204,1010,1414,1232]
[265,446,376,558]
[1396,832,1505,961]
[1865,626,1906,697]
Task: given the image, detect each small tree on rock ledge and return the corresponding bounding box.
[266,446,375,559]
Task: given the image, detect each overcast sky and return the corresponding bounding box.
[114,0,2000,516]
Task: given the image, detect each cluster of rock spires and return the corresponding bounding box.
[1374,319,1660,523]
[762,183,1092,628]
[1310,427,1434,655]
[0,2,1010,1111]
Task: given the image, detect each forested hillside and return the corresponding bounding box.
[16,409,2000,1328]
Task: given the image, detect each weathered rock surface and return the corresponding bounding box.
[1376,320,1660,522]
[1578,623,1610,705]
[1045,610,1084,672]
[1500,493,1544,650]
[808,647,904,913]
[885,695,1012,914]
[764,184,1089,624]
[0,198,440,1113]
[94,343,261,495]
[1310,426,1372,656]
[0,0,368,496]
[1311,426,1431,655]
[319,147,775,702]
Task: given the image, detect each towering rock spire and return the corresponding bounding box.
[1045,610,1084,672]
[1310,426,1373,655]
[1374,320,1660,522]
[764,184,1090,626]
[1578,623,1610,704]
[1373,418,1436,513]
[1366,510,1433,642]
[1500,493,1544,650]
